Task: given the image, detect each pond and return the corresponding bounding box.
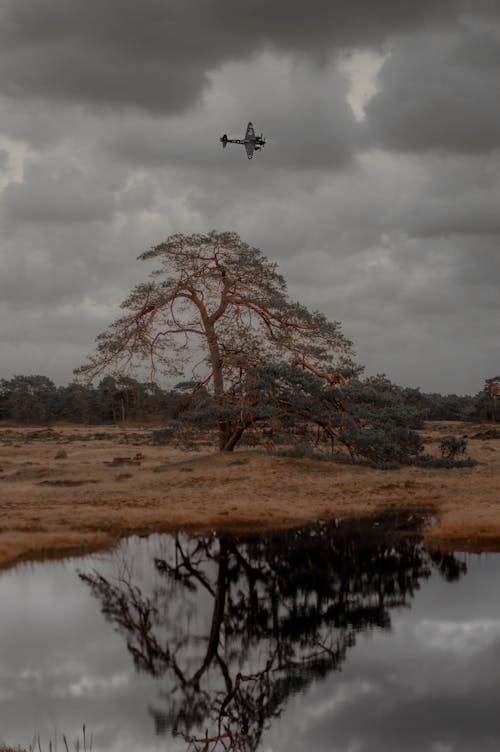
[1,511,500,751]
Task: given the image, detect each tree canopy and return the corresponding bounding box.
[76,231,358,450]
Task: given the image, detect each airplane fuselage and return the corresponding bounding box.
[220,122,266,159]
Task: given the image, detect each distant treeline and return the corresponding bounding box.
[0,375,176,425]
[0,373,497,426]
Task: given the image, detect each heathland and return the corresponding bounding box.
[1,419,499,572]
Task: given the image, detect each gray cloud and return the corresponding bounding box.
[0,0,488,115]
[2,163,116,225]
[365,23,500,154]
[103,55,360,172]
[0,96,83,150]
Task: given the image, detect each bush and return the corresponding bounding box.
[415,453,478,469]
[439,435,468,459]
[152,427,175,445]
[373,461,403,471]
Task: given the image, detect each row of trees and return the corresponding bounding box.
[0,372,484,427]
[0,374,177,425]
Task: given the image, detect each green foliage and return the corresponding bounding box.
[168,365,426,465]
[0,375,57,424]
[0,375,172,425]
[414,433,477,468]
[154,365,481,467]
[415,454,478,469]
[439,435,468,459]
[333,375,424,464]
[421,392,476,421]
[338,420,423,464]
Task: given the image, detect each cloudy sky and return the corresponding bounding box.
[0,0,499,394]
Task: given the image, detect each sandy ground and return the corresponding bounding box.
[0,420,499,571]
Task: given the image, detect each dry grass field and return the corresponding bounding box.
[0,420,499,571]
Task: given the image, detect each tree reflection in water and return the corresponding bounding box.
[79,511,465,752]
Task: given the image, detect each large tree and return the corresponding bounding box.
[76,231,357,450]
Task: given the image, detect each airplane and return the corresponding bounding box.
[220,121,266,159]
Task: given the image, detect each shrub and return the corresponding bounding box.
[415,453,478,469]
[439,435,468,460]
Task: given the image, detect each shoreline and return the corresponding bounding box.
[1,421,499,571]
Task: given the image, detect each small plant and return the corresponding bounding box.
[415,453,477,469]
[1,727,93,752]
[373,461,402,471]
[439,435,468,460]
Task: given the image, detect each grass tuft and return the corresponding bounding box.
[0,727,93,752]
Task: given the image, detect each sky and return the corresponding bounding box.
[0,0,499,394]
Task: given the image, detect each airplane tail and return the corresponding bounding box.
[220,134,228,148]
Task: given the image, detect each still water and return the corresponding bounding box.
[1,513,500,752]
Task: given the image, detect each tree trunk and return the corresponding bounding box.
[203,320,238,451]
[191,538,229,688]
[222,423,246,452]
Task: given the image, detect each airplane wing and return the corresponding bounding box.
[245,122,255,139]
[245,142,254,159]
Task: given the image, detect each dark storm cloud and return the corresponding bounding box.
[0,0,485,115]
[365,24,500,154]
